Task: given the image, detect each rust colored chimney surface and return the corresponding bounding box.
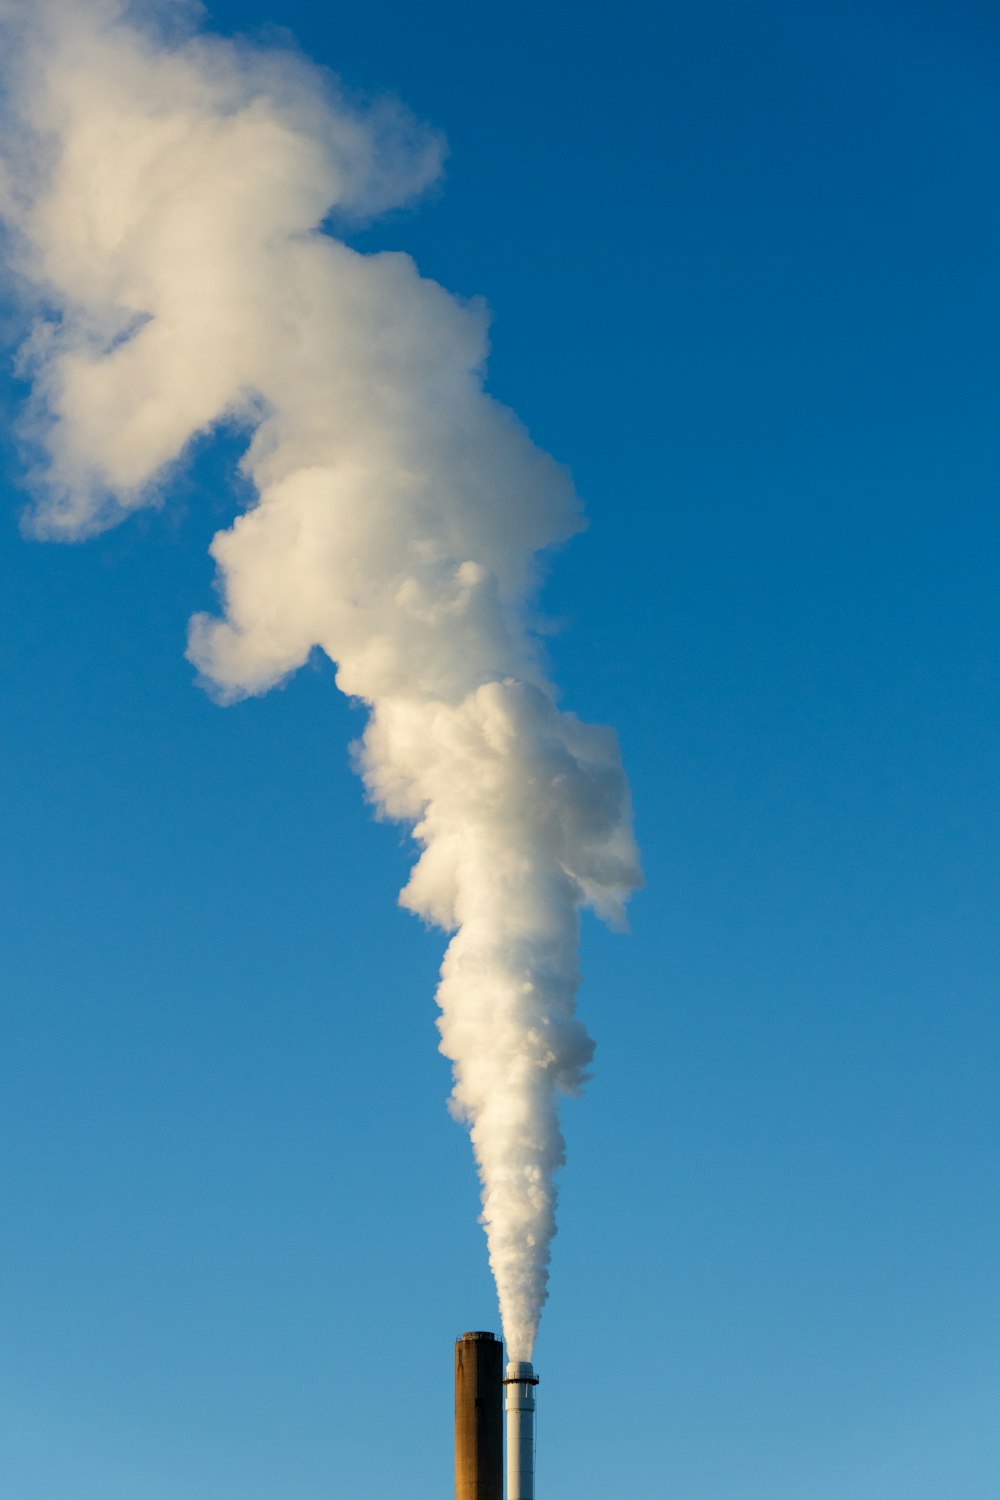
[454,1331,503,1500]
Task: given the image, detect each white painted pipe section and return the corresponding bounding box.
[504,1360,537,1500]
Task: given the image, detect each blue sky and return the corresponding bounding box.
[1,0,998,1496]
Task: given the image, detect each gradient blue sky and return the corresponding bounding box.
[2,0,999,1495]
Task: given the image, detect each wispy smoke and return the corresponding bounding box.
[0,0,640,1360]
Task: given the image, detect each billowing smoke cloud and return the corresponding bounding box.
[0,0,640,1360]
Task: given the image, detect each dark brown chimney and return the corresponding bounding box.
[454,1331,503,1500]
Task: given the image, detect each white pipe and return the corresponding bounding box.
[504,1360,537,1500]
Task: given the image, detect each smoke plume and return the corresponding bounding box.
[0,0,640,1360]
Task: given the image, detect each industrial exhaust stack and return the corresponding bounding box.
[454,1332,503,1500]
[504,1360,539,1500]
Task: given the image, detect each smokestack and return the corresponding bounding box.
[455,1331,503,1500]
[504,1360,538,1500]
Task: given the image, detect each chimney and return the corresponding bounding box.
[504,1361,538,1500]
[454,1331,503,1500]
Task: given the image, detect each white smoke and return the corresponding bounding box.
[0,0,640,1360]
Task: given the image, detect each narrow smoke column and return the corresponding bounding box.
[504,1361,539,1500]
[455,1331,503,1500]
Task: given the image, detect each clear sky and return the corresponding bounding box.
[1,1,998,1497]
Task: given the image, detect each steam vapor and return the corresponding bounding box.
[0,0,640,1360]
